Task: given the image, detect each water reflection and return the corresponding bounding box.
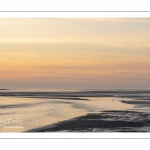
[0,96,134,132]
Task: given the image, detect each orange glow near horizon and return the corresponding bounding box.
[1,18,150,89]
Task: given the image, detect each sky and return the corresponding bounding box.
[0,18,150,90]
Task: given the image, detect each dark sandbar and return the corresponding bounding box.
[122,100,150,104]
[26,110,150,132]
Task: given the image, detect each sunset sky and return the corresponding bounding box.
[0,18,150,89]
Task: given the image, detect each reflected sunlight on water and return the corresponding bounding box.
[0,96,134,132]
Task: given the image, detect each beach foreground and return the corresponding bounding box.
[27,110,150,132]
[0,90,150,132]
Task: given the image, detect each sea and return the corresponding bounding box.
[0,89,150,132]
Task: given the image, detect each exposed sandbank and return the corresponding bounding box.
[26,110,150,132]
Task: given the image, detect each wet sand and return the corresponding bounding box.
[25,90,150,132]
[1,90,150,132]
[27,110,150,132]
[122,100,150,104]
[26,98,150,132]
[0,96,133,132]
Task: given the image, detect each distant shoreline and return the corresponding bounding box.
[0,90,150,100]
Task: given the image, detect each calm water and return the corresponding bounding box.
[0,96,134,132]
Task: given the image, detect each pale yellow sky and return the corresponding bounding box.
[0,18,150,89]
